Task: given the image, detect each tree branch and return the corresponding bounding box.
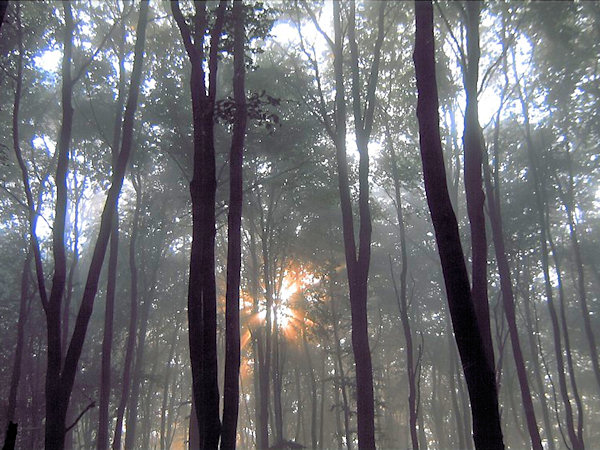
[65,401,96,433]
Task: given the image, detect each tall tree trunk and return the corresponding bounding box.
[248,221,269,450]
[4,8,31,446]
[258,194,274,449]
[413,3,504,448]
[160,327,179,450]
[447,328,467,450]
[547,220,585,443]
[171,3,227,445]
[45,3,148,448]
[483,114,542,449]
[561,150,600,394]
[221,2,247,447]
[513,57,583,450]
[301,327,318,450]
[272,309,284,444]
[462,1,495,368]
[97,24,127,449]
[3,251,32,450]
[388,254,418,450]
[62,173,82,357]
[112,174,142,450]
[124,264,156,449]
[518,263,556,450]
[44,4,75,446]
[328,272,352,450]
[383,116,419,450]
[332,2,386,447]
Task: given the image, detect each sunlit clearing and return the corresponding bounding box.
[34,49,61,72]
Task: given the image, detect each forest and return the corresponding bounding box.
[0,0,599,449]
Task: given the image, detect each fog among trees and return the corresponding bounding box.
[0,1,599,449]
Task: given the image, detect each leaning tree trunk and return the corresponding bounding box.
[221,1,247,448]
[44,5,75,446]
[513,57,583,450]
[44,3,149,448]
[413,2,504,448]
[483,92,542,450]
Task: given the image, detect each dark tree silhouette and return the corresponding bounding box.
[171,1,227,446]
[413,2,504,448]
[221,1,248,448]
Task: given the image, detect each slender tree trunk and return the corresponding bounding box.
[171,3,227,445]
[389,254,418,450]
[112,175,142,450]
[62,174,82,357]
[483,126,542,449]
[413,3,504,448]
[332,2,386,447]
[97,215,118,450]
[328,273,352,450]
[547,222,585,443]
[302,327,318,450]
[221,3,247,447]
[47,4,148,448]
[3,251,32,450]
[447,328,467,450]
[259,199,274,449]
[44,5,75,446]
[248,221,268,450]
[160,326,179,450]
[4,9,31,446]
[318,356,326,450]
[36,2,146,447]
[124,272,155,449]
[272,309,284,444]
[561,152,600,394]
[518,264,556,450]
[462,1,495,369]
[384,118,419,450]
[513,58,583,450]
[97,26,127,449]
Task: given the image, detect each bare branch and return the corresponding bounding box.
[65,402,96,433]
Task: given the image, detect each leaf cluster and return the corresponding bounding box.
[215,89,282,133]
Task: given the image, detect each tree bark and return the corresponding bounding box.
[483,110,542,450]
[97,21,127,448]
[124,248,161,450]
[44,5,75,446]
[333,2,386,447]
[328,272,352,450]
[384,120,419,450]
[171,2,227,446]
[112,173,141,450]
[221,1,247,448]
[3,252,32,450]
[413,3,504,448]
[44,3,148,448]
[513,55,583,450]
[462,1,495,368]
